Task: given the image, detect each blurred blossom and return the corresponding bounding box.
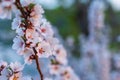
[66,36,75,48]
[113,54,120,69]
[111,71,120,80]
[1,0,120,80]
[116,35,120,42]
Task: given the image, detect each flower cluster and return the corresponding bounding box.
[10,0,60,66]
[88,0,105,29]
[49,64,80,80]
[48,39,79,80]
[0,61,31,80]
[79,1,110,80]
[0,0,80,80]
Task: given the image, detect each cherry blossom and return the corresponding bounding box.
[12,36,25,54]
[23,49,34,64]
[12,17,21,30]
[44,78,53,80]
[0,0,80,80]
[60,66,80,80]
[36,41,52,58]
[9,62,24,72]
[0,0,15,19]
[30,4,44,27]
[53,44,68,65]
[0,61,32,80]
[49,64,63,75]
[39,21,54,37]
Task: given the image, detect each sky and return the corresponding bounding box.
[108,0,120,11]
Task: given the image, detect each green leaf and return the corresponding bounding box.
[28,3,35,10]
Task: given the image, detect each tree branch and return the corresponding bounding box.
[33,47,44,80]
[14,0,44,80]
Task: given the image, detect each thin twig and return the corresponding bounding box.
[33,47,44,80]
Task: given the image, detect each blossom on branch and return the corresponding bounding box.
[0,61,32,80]
[0,0,15,19]
[0,0,80,80]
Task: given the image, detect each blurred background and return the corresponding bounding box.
[1,0,120,80]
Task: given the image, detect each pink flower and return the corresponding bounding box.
[54,45,68,65]
[9,62,24,73]
[38,20,54,37]
[30,4,44,27]
[12,36,25,54]
[23,49,34,64]
[25,28,42,47]
[12,17,21,30]
[49,64,62,75]
[46,37,59,48]
[0,0,15,19]
[60,67,80,80]
[36,41,52,58]
[25,28,35,40]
